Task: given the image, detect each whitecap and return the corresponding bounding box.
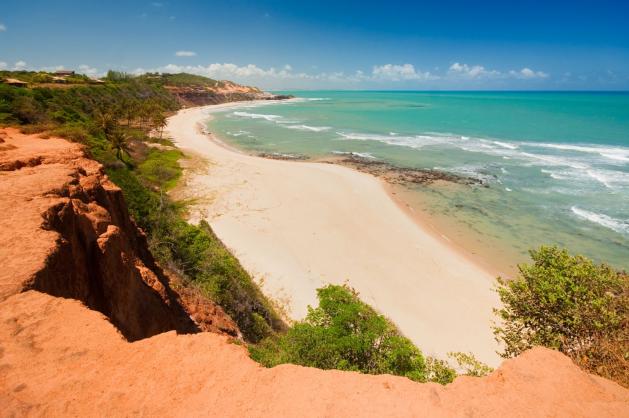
[529,142,629,164]
[542,168,629,189]
[284,124,331,132]
[226,130,252,137]
[571,207,629,235]
[331,150,377,159]
[233,111,283,122]
[492,140,518,150]
[586,170,613,188]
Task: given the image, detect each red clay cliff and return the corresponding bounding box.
[0,128,627,417]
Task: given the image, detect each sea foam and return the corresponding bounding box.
[571,207,629,235]
[233,111,283,122]
[284,124,331,132]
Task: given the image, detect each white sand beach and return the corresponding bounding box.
[166,104,502,366]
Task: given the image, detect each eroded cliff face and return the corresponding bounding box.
[165,83,292,107]
[0,128,627,417]
[0,128,238,340]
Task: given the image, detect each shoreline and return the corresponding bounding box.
[166,103,502,366]
[198,100,516,278]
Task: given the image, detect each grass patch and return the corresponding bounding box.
[137,148,183,191]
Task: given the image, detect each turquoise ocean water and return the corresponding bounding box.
[207,91,629,271]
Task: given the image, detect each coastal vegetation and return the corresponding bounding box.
[250,284,496,384]
[0,70,283,341]
[2,70,625,387]
[250,284,458,384]
[494,246,628,387]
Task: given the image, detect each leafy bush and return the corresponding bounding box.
[250,284,457,384]
[448,352,494,377]
[493,246,628,386]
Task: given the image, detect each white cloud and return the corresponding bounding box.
[448,62,500,79]
[175,50,197,57]
[509,67,549,79]
[13,60,27,70]
[371,64,436,81]
[0,23,6,32]
[448,62,549,81]
[39,65,65,72]
[78,64,99,76]
[135,62,435,86]
[121,60,554,89]
[135,63,317,81]
[0,61,7,69]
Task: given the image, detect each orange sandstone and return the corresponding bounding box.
[0,128,627,417]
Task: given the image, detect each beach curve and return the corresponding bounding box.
[166,104,502,366]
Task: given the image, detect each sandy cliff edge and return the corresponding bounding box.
[0,127,627,417]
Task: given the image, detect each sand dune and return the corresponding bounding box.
[167,104,502,365]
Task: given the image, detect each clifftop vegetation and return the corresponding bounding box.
[1,72,626,387]
[494,246,628,387]
[0,71,284,341]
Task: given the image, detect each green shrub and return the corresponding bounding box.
[138,148,183,190]
[51,123,90,143]
[12,95,43,124]
[107,164,282,342]
[250,284,457,384]
[493,246,628,386]
[448,352,493,377]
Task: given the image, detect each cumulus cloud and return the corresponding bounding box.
[509,67,549,79]
[175,50,196,57]
[133,63,317,81]
[0,23,6,32]
[13,60,27,70]
[78,64,99,76]
[132,62,440,87]
[448,62,500,78]
[111,60,552,88]
[371,64,436,81]
[447,62,550,81]
[0,61,7,70]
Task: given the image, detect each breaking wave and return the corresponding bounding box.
[571,207,629,235]
[233,111,283,122]
[331,150,377,159]
[284,124,331,132]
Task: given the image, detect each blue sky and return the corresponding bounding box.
[1,0,628,89]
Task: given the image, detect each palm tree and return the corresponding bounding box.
[93,106,118,135]
[108,129,131,162]
[152,113,167,138]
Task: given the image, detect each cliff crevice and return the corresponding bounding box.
[0,128,238,341]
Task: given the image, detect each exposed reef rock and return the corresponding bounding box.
[329,154,484,187]
[0,128,627,417]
